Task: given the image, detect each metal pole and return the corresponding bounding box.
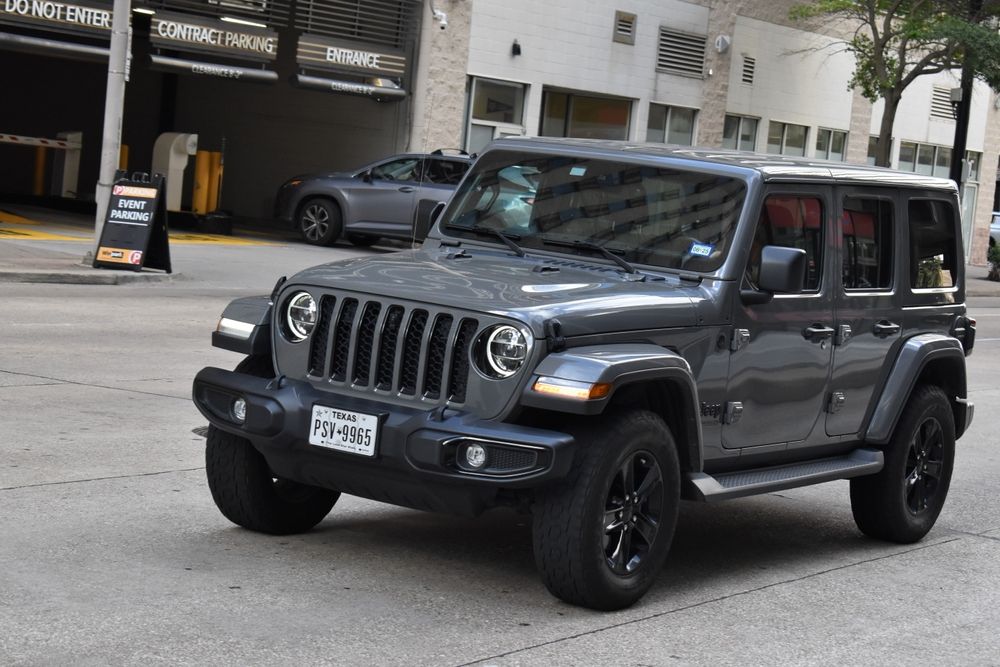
[91,0,132,256]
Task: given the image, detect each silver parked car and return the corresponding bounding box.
[990,211,1000,247]
[274,150,472,246]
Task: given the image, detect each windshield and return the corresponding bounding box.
[442,150,747,273]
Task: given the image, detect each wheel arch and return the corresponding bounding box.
[521,344,704,472]
[865,333,970,444]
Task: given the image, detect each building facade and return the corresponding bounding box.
[411,0,999,264]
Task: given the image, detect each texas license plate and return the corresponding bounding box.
[308,405,379,457]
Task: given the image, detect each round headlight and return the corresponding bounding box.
[284,291,317,342]
[477,325,529,378]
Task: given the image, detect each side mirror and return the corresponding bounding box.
[758,245,806,294]
[413,199,446,242]
[361,169,373,183]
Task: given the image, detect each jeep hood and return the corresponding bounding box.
[288,247,700,337]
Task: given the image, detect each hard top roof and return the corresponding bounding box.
[487,137,958,191]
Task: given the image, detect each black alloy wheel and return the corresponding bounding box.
[850,384,955,543]
[603,452,663,575]
[903,417,945,514]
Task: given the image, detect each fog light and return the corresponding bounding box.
[465,443,488,469]
[232,397,247,424]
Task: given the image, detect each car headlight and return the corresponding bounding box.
[284,291,317,342]
[475,325,530,378]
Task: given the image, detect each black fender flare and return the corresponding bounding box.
[211,295,272,356]
[865,333,970,443]
[521,344,703,471]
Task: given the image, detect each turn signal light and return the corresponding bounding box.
[532,377,612,400]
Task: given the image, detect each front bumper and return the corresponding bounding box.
[192,367,576,515]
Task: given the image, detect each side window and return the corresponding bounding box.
[842,196,893,290]
[370,158,420,182]
[746,195,824,291]
[909,198,958,288]
[424,159,469,185]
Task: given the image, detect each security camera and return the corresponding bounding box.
[433,8,447,29]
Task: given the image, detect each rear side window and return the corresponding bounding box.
[909,198,958,288]
[746,195,824,291]
[424,159,469,185]
[842,197,893,290]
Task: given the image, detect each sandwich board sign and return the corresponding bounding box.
[93,171,172,273]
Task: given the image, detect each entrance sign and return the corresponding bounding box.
[94,171,172,273]
[296,34,405,78]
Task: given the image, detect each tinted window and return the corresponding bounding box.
[370,158,420,182]
[746,195,824,291]
[842,197,893,290]
[424,159,469,185]
[444,150,747,272]
[909,198,958,288]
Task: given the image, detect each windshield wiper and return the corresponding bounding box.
[443,224,525,257]
[540,238,641,276]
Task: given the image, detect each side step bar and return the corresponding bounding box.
[685,448,884,502]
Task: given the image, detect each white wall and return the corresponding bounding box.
[726,16,855,153]
[468,0,711,141]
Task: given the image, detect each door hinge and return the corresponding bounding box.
[723,401,744,424]
[730,328,750,352]
[827,391,846,414]
[835,324,852,346]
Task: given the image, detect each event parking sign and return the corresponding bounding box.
[93,172,172,273]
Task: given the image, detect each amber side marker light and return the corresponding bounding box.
[532,377,612,400]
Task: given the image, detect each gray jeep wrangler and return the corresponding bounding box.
[193,138,975,610]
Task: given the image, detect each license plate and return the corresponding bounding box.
[308,405,379,457]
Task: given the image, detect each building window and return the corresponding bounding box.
[866,135,893,165]
[722,115,758,151]
[647,105,696,145]
[815,128,847,161]
[898,141,950,178]
[541,90,631,141]
[466,77,527,153]
[766,121,808,156]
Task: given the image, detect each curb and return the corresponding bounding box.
[0,269,180,285]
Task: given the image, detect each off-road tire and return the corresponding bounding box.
[532,410,680,610]
[850,384,955,543]
[205,355,340,535]
[297,198,342,246]
[347,233,380,247]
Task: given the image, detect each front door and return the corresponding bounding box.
[826,189,900,436]
[348,157,423,233]
[723,187,834,449]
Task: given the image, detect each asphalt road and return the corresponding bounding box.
[2,238,999,666]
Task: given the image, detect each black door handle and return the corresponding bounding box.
[803,324,835,340]
[398,186,416,193]
[873,321,901,337]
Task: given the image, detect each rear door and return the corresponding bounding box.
[826,188,900,437]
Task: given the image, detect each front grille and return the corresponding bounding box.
[307,294,479,405]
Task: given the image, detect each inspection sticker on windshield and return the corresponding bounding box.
[569,166,587,177]
[688,242,714,257]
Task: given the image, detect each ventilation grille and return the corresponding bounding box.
[613,10,637,45]
[741,56,755,85]
[931,86,955,120]
[656,27,706,78]
[147,0,292,26]
[294,0,422,48]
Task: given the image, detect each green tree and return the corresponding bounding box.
[791,0,1000,167]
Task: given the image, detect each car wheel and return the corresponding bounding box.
[532,410,680,610]
[205,355,340,535]
[297,199,342,246]
[850,384,955,543]
[347,233,380,247]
